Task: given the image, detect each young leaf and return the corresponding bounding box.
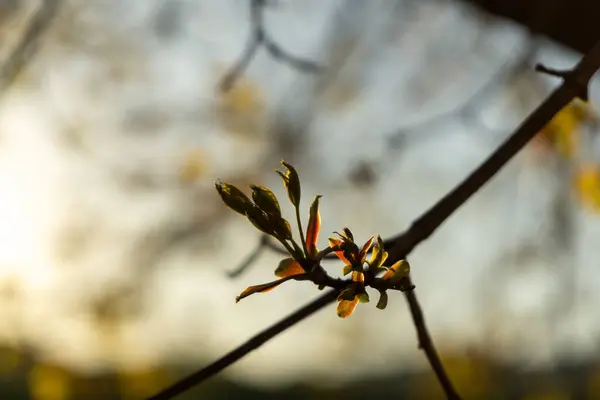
[272,216,293,241]
[369,235,387,270]
[215,180,253,215]
[246,205,275,236]
[376,290,388,310]
[357,292,370,303]
[235,275,299,302]
[329,237,351,264]
[351,271,365,284]
[342,264,352,276]
[305,195,322,258]
[276,160,301,207]
[250,185,281,217]
[358,236,374,263]
[274,258,305,278]
[381,260,411,282]
[337,297,359,318]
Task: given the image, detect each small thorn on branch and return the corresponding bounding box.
[535,63,590,101]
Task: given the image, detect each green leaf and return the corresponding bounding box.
[342,227,354,242]
[245,205,275,235]
[342,264,352,276]
[357,292,370,303]
[215,180,253,215]
[277,160,301,207]
[376,290,388,310]
[369,235,388,270]
[305,195,322,258]
[250,185,281,217]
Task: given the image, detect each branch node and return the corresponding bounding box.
[535,63,590,101]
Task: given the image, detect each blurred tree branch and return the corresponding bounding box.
[219,0,322,92]
[0,0,61,94]
[149,39,600,400]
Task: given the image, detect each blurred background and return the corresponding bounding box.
[1,0,600,398]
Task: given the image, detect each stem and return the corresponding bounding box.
[295,206,307,256]
[277,238,302,259]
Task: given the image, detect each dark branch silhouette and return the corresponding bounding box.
[148,38,600,400]
[219,0,322,92]
[147,290,340,400]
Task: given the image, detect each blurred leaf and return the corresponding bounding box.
[574,164,600,212]
[178,149,208,183]
[28,364,71,400]
[216,68,266,138]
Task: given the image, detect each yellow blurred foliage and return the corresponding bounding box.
[118,368,172,400]
[575,164,600,212]
[28,364,72,400]
[410,351,493,398]
[178,148,208,184]
[522,390,571,400]
[0,346,21,374]
[215,65,267,138]
[532,100,594,158]
[586,367,600,398]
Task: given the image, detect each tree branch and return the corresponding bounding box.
[219,0,322,92]
[149,39,600,400]
[0,0,61,96]
[403,280,460,399]
[147,289,339,400]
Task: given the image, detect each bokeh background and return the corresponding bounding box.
[2,0,600,398]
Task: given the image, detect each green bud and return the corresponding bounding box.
[272,217,293,241]
[245,204,275,235]
[250,185,281,217]
[357,292,370,303]
[342,264,352,276]
[342,227,354,242]
[376,290,388,310]
[215,180,253,215]
[276,160,301,208]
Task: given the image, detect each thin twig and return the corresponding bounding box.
[403,277,460,399]
[150,40,600,400]
[227,235,268,278]
[147,289,339,400]
[219,0,322,92]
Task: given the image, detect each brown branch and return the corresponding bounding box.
[219,0,322,92]
[147,289,339,400]
[403,278,460,399]
[149,39,600,400]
